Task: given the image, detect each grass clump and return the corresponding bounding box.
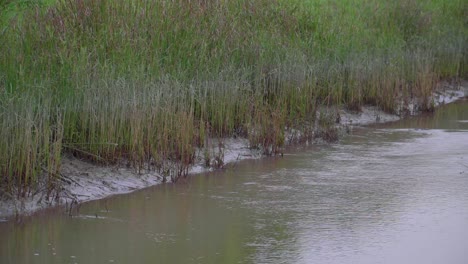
[0,0,467,194]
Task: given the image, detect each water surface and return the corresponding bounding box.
[1,100,468,264]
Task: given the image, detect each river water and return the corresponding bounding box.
[1,100,468,264]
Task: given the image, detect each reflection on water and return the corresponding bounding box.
[1,99,468,264]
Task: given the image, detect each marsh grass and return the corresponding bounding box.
[0,0,467,194]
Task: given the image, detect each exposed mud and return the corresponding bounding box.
[1,80,467,220]
[0,139,262,220]
[341,80,468,126]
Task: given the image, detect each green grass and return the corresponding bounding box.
[1,0,467,194]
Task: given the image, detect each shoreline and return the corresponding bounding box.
[1,80,467,221]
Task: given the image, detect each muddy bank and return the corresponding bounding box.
[340,80,468,126]
[1,80,467,220]
[0,138,262,220]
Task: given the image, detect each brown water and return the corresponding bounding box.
[1,100,468,264]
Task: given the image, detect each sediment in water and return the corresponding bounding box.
[1,0,467,219]
[1,81,466,220]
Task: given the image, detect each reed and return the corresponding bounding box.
[1,0,466,194]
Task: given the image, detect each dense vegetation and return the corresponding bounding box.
[1,0,466,196]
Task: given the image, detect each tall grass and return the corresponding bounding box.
[1,0,467,194]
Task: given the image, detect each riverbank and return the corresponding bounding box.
[1,80,466,220]
[3,96,468,264]
[341,80,468,126]
[1,0,467,219]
